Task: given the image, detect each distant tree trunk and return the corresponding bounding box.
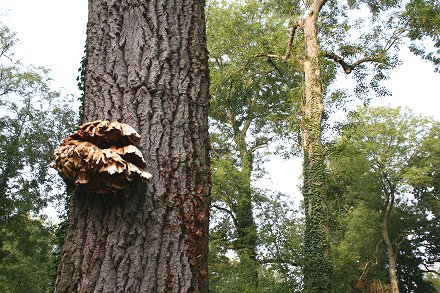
[232,129,258,286]
[382,189,399,293]
[55,0,211,292]
[300,0,332,292]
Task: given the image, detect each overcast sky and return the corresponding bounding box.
[2,0,439,207]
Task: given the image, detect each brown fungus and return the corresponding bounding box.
[51,120,152,195]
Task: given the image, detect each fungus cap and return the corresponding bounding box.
[51,120,151,194]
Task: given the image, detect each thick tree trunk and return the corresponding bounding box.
[300,1,332,292]
[55,0,211,292]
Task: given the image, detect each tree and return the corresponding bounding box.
[251,0,440,290]
[406,123,440,278]
[327,106,438,292]
[0,18,76,292]
[0,216,56,293]
[54,0,211,292]
[0,21,76,218]
[206,0,301,289]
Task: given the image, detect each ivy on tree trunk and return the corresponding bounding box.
[233,130,259,286]
[300,0,332,291]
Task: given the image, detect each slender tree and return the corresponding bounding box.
[328,107,438,292]
[206,0,299,288]
[207,0,301,292]
[55,0,211,292]
[251,0,440,290]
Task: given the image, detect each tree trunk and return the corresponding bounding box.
[233,131,257,262]
[382,191,399,293]
[55,0,211,292]
[232,130,258,287]
[300,1,332,292]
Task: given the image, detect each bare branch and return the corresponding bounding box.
[212,204,239,228]
[255,53,284,60]
[384,24,409,52]
[421,264,440,276]
[255,19,303,63]
[323,51,386,74]
[259,258,299,266]
[250,142,269,153]
[284,21,302,61]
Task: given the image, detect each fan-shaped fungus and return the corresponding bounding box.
[51,120,152,194]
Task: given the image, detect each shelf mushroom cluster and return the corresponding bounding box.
[51,120,152,194]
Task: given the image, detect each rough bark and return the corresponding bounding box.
[55,0,211,292]
[300,0,332,292]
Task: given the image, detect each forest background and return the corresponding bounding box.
[3,0,440,223]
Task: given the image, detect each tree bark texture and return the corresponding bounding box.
[55,0,211,292]
[300,1,332,292]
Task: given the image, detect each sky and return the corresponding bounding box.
[1,0,440,213]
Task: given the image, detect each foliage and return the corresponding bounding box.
[327,106,439,292]
[268,0,439,287]
[255,192,304,290]
[0,216,56,293]
[208,0,439,290]
[404,0,440,71]
[0,22,77,218]
[207,0,300,155]
[208,190,304,292]
[207,0,303,290]
[76,44,87,122]
[0,18,77,292]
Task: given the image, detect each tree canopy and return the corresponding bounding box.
[328,106,439,292]
[0,18,76,292]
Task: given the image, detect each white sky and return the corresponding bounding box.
[1,0,439,210]
[1,0,88,96]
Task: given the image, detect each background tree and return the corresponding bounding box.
[327,106,439,292]
[55,0,211,292]
[206,0,303,290]
[0,19,76,292]
[249,0,440,290]
[406,123,440,279]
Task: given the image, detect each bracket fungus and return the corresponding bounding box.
[51,120,152,194]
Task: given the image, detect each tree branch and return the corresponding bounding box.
[212,204,239,228]
[323,51,386,74]
[284,21,302,61]
[259,257,299,266]
[250,136,273,153]
[255,53,284,60]
[421,264,440,276]
[314,0,329,14]
[384,25,408,52]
